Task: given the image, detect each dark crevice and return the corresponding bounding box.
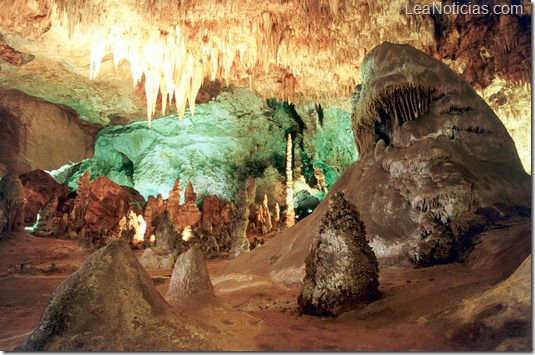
[315,102,324,127]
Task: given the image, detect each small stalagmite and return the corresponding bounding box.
[17,239,211,351]
[165,245,214,304]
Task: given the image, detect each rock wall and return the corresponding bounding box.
[0,88,99,176]
[60,88,357,215]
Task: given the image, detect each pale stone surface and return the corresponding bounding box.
[18,240,211,351]
[0,88,99,176]
[165,245,214,303]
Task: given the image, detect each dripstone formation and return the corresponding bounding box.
[298,192,379,316]
[165,245,215,304]
[18,239,212,351]
[0,174,25,232]
[228,176,256,259]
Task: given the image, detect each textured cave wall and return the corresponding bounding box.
[433,0,531,173]
[0,88,99,176]
[58,88,357,209]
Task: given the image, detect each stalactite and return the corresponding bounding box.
[285,133,295,228]
[50,0,373,123]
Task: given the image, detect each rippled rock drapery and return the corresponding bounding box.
[18,239,211,351]
[298,192,379,316]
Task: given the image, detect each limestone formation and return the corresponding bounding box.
[201,195,221,234]
[272,42,532,268]
[19,169,71,225]
[70,170,91,231]
[167,179,181,222]
[256,193,272,234]
[0,174,26,231]
[18,239,211,351]
[174,200,202,231]
[184,181,197,203]
[139,248,175,269]
[34,194,59,237]
[298,192,379,316]
[228,177,256,259]
[285,133,295,228]
[67,172,145,248]
[165,245,214,304]
[0,88,98,177]
[153,210,182,255]
[143,193,167,240]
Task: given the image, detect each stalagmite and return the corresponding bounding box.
[228,177,256,259]
[285,133,295,228]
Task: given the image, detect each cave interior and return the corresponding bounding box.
[0,0,532,351]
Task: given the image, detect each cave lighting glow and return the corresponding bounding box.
[182,225,193,241]
[49,0,361,125]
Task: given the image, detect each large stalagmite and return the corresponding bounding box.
[18,239,212,351]
[228,177,256,259]
[270,42,531,280]
[298,192,379,316]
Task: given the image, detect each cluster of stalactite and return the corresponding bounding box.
[353,84,444,154]
[45,0,438,124]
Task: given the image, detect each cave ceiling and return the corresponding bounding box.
[0,0,531,173]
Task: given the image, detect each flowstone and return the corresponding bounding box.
[298,192,379,316]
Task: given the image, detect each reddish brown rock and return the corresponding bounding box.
[83,176,144,231]
[174,201,202,231]
[69,172,145,245]
[184,181,197,203]
[167,179,181,221]
[19,169,71,224]
[167,181,201,230]
[201,195,221,233]
[143,194,167,240]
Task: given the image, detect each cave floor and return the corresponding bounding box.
[0,225,530,351]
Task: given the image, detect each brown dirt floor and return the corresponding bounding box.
[0,219,531,351]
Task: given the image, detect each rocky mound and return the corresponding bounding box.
[298,192,379,316]
[165,245,215,304]
[18,239,212,351]
[260,42,532,281]
[449,255,531,351]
